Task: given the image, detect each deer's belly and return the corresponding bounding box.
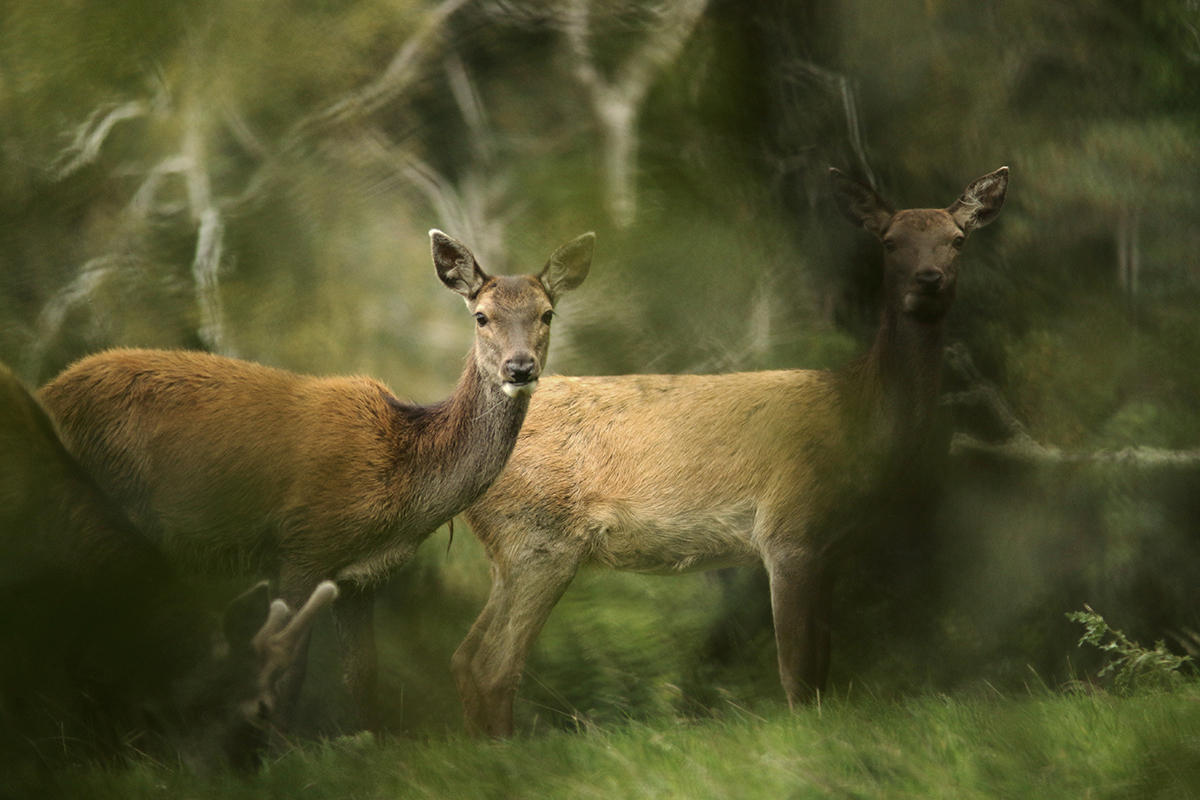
[583,500,762,574]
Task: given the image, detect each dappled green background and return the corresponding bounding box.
[3,0,1200,737]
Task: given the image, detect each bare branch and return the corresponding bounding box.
[364,50,512,269]
[943,342,1200,469]
[26,256,122,374]
[192,207,227,353]
[180,103,231,355]
[942,342,1033,443]
[1117,206,1140,300]
[444,51,494,165]
[398,153,509,270]
[785,62,876,190]
[951,434,1200,468]
[127,155,192,219]
[222,103,270,160]
[292,0,473,139]
[565,0,708,227]
[51,100,148,180]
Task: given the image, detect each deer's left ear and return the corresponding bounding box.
[948,167,1008,232]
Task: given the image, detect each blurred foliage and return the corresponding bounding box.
[2,0,1200,738]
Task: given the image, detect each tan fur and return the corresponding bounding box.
[38,230,594,732]
[454,169,1009,736]
[481,371,843,572]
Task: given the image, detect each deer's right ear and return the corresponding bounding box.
[829,168,894,238]
[431,230,487,299]
[540,232,594,305]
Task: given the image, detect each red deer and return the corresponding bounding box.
[452,168,1009,736]
[0,362,335,773]
[38,229,594,732]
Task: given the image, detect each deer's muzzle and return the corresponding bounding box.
[501,355,539,397]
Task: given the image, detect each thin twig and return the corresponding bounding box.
[290,0,473,139]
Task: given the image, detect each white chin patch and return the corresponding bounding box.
[905,292,941,312]
[501,379,538,398]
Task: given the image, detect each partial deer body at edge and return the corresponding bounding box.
[0,362,335,772]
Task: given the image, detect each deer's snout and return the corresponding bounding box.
[914,270,944,293]
[500,354,539,397]
[504,354,537,383]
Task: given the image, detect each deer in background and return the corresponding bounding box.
[38,229,594,732]
[453,167,1009,737]
[0,362,335,772]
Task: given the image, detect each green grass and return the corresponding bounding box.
[22,688,1200,800]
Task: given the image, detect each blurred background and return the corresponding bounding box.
[2,0,1199,736]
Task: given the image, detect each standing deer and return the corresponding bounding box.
[38,229,594,732]
[453,168,1009,736]
[0,362,336,773]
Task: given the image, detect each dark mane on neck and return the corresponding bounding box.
[385,393,435,425]
[835,304,947,458]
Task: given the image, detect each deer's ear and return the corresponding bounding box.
[540,232,594,305]
[948,167,1008,232]
[263,581,338,659]
[223,581,272,655]
[431,230,488,299]
[829,169,894,238]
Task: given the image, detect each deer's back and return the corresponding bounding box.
[40,349,410,573]
[467,370,848,573]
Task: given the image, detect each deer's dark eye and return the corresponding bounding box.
[952,235,965,250]
[541,310,554,326]
[474,312,488,327]
[883,239,898,253]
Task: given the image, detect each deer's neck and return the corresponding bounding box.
[842,306,946,461]
[392,352,530,526]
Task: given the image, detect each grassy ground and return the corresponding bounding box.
[19,687,1200,800]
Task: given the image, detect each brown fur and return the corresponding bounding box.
[0,361,334,772]
[38,230,594,731]
[453,168,1009,736]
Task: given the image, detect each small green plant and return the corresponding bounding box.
[1067,604,1193,694]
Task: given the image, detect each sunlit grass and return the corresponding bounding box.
[26,687,1200,800]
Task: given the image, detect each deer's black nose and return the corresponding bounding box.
[915,270,943,292]
[503,355,537,385]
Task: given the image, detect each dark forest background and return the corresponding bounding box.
[2,0,1199,735]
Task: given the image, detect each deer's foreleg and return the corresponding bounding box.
[332,580,380,734]
[273,568,318,732]
[458,545,579,737]
[451,562,502,734]
[766,551,835,708]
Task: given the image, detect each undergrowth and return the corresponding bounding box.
[15,687,1200,800]
[11,609,1200,800]
[1067,605,1194,694]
